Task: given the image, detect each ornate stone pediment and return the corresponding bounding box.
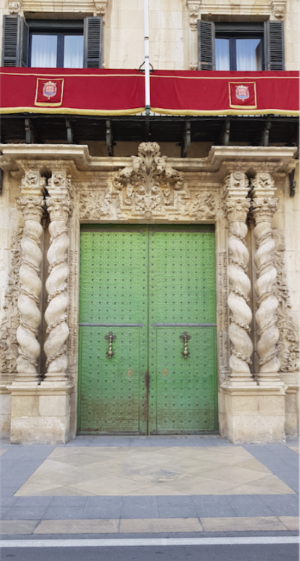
[79,143,216,221]
[113,142,186,219]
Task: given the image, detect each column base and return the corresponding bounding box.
[8,381,74,444]
[219,383,286,443]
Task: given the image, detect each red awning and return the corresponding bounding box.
[0,68,298,116]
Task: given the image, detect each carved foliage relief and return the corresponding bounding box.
[0,227,23,375]
[274,231,299,373]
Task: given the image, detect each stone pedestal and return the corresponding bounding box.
[9,384,73,444]
[219,385,286,443]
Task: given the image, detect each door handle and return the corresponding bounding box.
[179,331,191,359]
[105,331,117,358]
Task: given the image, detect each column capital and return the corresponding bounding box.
[223,172,250,223]
[46,170,72,223]
[20,169,45,198]
[251,172,276,199]
[251,197,278,224]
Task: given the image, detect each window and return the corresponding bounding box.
[215,23,264,71]
[198,20,284,71]
[2,15,103,68]
[29,21,84,68]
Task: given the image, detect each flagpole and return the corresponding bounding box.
[144,0,150,115]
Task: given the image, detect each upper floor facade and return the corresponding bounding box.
[0,0,298,71]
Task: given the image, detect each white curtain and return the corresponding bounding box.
[215,39,230,71]
[64,36,84,68]
[31,35,57,68]
[236,39,262,70]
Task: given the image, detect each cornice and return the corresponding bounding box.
[0,144,297,176]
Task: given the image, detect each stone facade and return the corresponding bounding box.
[0,144,298,444]
[0,0,298,443]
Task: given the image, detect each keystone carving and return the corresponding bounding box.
[44,171,72,383]
[223,172,255,386]
[16,170,45,381]
[251,172,282,387]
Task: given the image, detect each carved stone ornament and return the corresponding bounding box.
[16,170,46,380]
[0,228,23,377]
[223,172,255,386]
[44,171,73,383]
[251,172,282,385]
[80,143,216,221]
[271,0,286,19]
[94,0,107,18]
[273,231,299,373]
[186,1,201,30]
[8,1,21,14]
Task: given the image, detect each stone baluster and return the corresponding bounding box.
[223,172,255,386]
[186,1,201,70]
[16,170,45,382]
[251,172,283,387]
[44,171,72,384]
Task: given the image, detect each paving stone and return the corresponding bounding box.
[261,494,299,516]
[0,520,38,535]
[121,496,159,519]
[228,495,274,517]
[14,497,53,507]
[200,516,287,532]
[42,507,86,520]
[3,506,48,520]
[191,495,236,518]
[50,496,88,507]
[34,519,119,534]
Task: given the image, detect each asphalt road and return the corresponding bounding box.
[0,544,299,561]
[1,537,299,561]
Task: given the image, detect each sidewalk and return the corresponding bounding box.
[0,436,299,537]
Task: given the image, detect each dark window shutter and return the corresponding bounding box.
[264,20,284,70]
[21,18,29,67]
[83,16,103,68]
[2,15,20,66]
[2,15,28,67]
[198,20,215,70]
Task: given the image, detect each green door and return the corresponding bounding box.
[78,225,218,434]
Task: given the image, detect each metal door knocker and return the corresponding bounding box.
[105,331,117,358]
[179,331,191,359]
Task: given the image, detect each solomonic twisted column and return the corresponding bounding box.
[44,171,72,384]
[252,172,283,387]
[16,170,45,382]
[223,172,255,386]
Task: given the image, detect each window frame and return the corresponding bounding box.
[27,19,84,68]
[214,22,265,71]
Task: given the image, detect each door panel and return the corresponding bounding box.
[79,326,146,433]
[78,226,148,434]
[78,225,218,435]
[148,226,217,434]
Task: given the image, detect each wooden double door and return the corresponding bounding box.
[78,224,218,434]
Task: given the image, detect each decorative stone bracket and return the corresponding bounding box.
[186,1,201,70]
